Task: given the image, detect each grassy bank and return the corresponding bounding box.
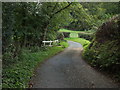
[59,29,94,40]
[59,29,80,33]
[2,41,68,88]
[59,29,94,34]
[65,37,91,48]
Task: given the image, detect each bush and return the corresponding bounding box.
[78,33,93,41]
[59,40,69,48]
[57,32,64,40]
[83,15,120,81]
[62,32,70,38]
[95,15,120,43]
[83,41,120,72]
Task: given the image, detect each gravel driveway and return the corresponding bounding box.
[31,41,119,88]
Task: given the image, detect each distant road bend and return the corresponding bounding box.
[31,41,119,88]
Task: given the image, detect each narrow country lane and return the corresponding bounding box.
[31,41,119,88]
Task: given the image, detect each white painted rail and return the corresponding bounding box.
[42,40,59,46]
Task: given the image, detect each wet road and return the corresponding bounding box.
[31,41,118,88]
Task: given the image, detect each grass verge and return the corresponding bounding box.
[65,37,91,48]
[2,41,68,88]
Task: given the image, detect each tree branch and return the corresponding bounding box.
[42,2,72,41]
[50,2,72,19]
[52,2,58,13]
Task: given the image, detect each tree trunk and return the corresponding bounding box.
[43,28,47,41]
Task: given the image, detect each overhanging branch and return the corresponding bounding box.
[50,2,72,19]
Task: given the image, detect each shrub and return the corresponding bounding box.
[57,32,64,40]
[95,15,120,43]
[62,32,70,38]
[83,15,120,81]
[83,41,120,72]
[78,33,93,41]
